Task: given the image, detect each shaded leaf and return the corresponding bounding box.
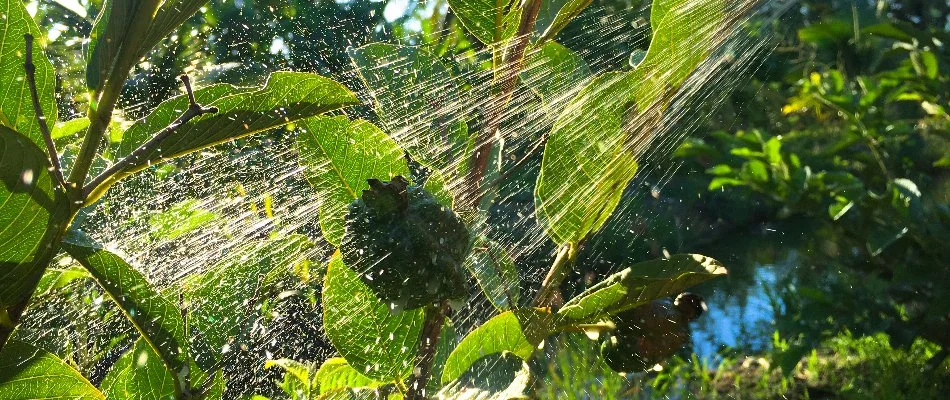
[0,127,70,308]
[442,308,554,384]
[465,237,521,311]
[558,254,727,322]
[0,0,58,148]
[446,0,520,45]
[322,252,424,381]
[536,0,593,42]
[85,0,153,91]
[0,341,104,398]
[296,116,409,246]
[33,265,91,298]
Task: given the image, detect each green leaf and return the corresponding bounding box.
[465,237,521,311]
[535,0,728,245]
[0,0,58,148]
[316,388,383,400]
[61,230,191,378]
[322,252,424,381]
[446,0,520,45]
[33,265,91,298]
[558,254,727,323]
[520,41,591,114]
[148,199,219,240]
[313,358,381,394]
[265,359,316,399]
[296,116,410,246]
[102,73,358,192]
[101,338,176,400]
[182,235,314,361]
[140,1,208,62]
[534,73,640,245]
[0,341,105,398]
[919,51,938,79]
[442,308,554,384]
[437,352,531,400]
[51,117,91,142]
[85,0,153,91]
[348,44,472,189]
[0,126,70,308]
[536,0,593,42]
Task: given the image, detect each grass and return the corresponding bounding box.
[537,332,950,399]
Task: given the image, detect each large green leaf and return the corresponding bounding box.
[535,0,727,245]
[313,358,381,394]
[62,230,192,377]
[558,254,727,322]
[348,44,472,190]
[465,237,521,311]
[437,352,532,400]
[85,0,155,91]
[140,0,208,60]
[98,72,358,193]
[0,0,58,148]
[101,338,176,400]
[534,72,640,245]
[0,341,104,398]
[0,126,70,308]
[322,252,424,381]
[441,308,554,384]
[520,41,591,115]
[296,116,409,246]
[182,235,314,360]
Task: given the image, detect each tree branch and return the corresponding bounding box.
[406,302,448,400]
[23,34,68,192]
[83,75,217,201]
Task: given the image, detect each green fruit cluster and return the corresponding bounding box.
[600,293,705,373]
[341,176,470,309]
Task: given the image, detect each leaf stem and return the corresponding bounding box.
[407,302,448,400]
[23,34,68,194]
[83,75,218,203]
[531,243,579,308]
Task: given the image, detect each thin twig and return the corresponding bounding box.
[531,243,576,308]
[406,302,448,400]
[23,34,68,192]
[83,75,217,200]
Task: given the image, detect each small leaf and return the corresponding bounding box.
[101,338,176,400]
[296,116,409,246]
[437,352,531,400]
[558,254,727,323]
[0,341,105,398]
[265,359,317,399]
[51,117,91,143]
[102,73,358,191]
[442,308,554,384]
[61,230,192,378]
[464,237,521,311]
[140,1,208,62]
[348,44,472,191]
[313,358,381,394]
[536,0,593,42]
[316,388,383,400]
[0,127,70,308]
[33,265,91,298]
[446,0,521,45]
[148,199,219,240]
[322,252,424,381]
[0,0,59,148]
